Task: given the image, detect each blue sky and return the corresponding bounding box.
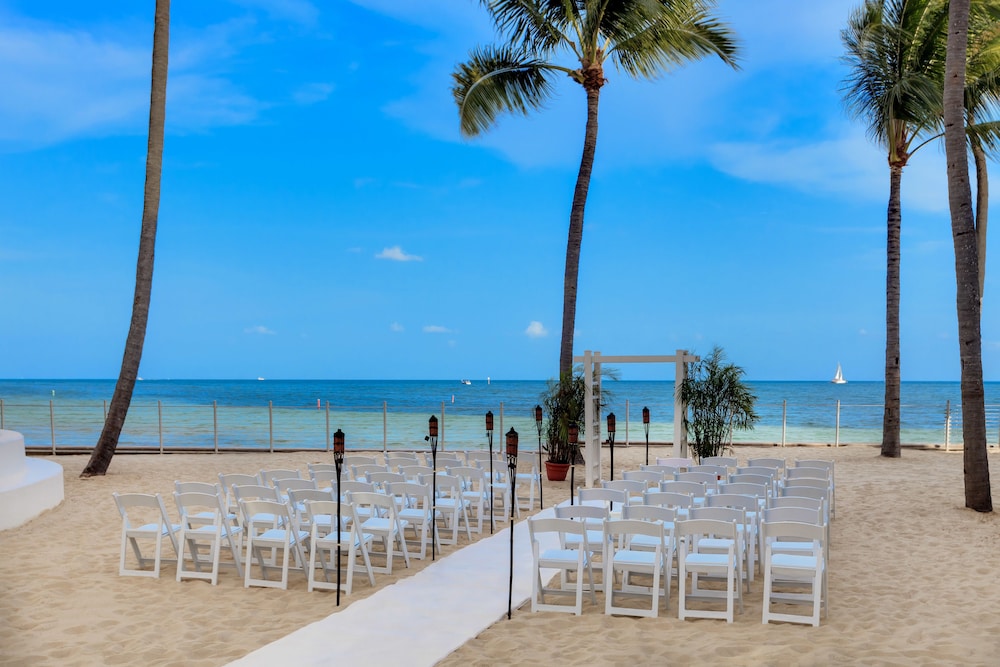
[0,0,995,382]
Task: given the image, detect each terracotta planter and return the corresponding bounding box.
[545,461,570,482]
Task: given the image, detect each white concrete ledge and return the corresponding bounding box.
[0,430,64,531]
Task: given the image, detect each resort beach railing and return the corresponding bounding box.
[3,396,999,455]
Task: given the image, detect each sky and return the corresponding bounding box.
[0,0,996,382]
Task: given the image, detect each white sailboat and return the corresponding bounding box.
[831,363,847,384]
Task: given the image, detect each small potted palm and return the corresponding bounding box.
[540,367,615,480]
[679,346,759,462]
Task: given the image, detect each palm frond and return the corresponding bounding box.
[452,44,561,137]
[608,0,739,77]
[480,0,574,54]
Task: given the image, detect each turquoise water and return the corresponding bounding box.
[1,379,997,451]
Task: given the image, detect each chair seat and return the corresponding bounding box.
[613,550,658,568]
[539,548,586,567]
[684,552,731,568]
[770,553,819,570]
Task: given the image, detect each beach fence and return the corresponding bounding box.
[3,395,999,455]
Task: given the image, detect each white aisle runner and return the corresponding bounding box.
[227,507,558,667]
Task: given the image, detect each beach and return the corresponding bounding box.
[3,443,1000,666]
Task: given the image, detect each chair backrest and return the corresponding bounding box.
[780,485,830,503]
[448,466,488,492]
[676,471,719,492]
[287,488,334,507]
[718,482,769,500]
[259,469,302,485]
[622,470,664,487]
[577,487,628,512]
[219,473,259,508]
[763,506,822,525]
[339,480,376,498]
[701,456,737,469]
[784,477,831,491]
[656,457,693,470]
[175,491,227,528]
[659,480,707,498]
[690,505,746,526]
[676,518,738,549]
[736,466,778,478]
[232,484,281,505]
[768,494,825,516]
[386,481,433,512]
[366,471,407,492]
[241,499,293,531]
[400,465,434,482]
[311,470,338,492]
[386,454,420,471]
[351,463,389,481]
[795,459,834,475]
[622,503,677,524]
[760,520,824,551]
[604,518,667,551]
[432,473,464,498]
[728,473,773,487]
[785,467,831,481]
[174,481,221,496]
[554,504,608,522]
[307,462,338,476]
[747,457,785,471]
[602,479,646,497]
[274,478,317,496]
[349,491,398,521]
[114,493,176,548]
[640,464,680,479]
[529,516,587,544]
[706,493,758,513]
[343,455,378,468]
[643,490,693,510]
[690,465,727,478]
[464,450,497,465]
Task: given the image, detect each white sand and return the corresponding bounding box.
[2,445,1000,666]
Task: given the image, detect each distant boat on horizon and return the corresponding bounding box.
[831,363,847,384]
[460,379,472,385]
[257,377,265,381]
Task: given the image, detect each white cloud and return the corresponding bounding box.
[376,245,423,262]
[525,321,548,338]
[390,322,404,332]
[228,0,320,25]
[245,325,276,335]
[292,82,334,105]
[423,325,451,334]
[708,132,949,213]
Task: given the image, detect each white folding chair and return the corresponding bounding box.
[387,481,440,560]
[429,473,473,545]
[259,468,302,485]
[761,520,826,626]
[795,459,835,516]
[241,499,309,590]
[349,491,411,574]
[603,518,671,618]
[747,457,785,472]
[175,491,244,585]
[305,499,374,594]
[689,506,750,594]
[529,517,596,615]
[602,479,646,505]
[677,518,742,623]
[113,492,180,578]
[448,465,490,534]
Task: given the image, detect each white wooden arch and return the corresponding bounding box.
[573,349,699,487]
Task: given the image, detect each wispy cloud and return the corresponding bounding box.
[376,245,423,262]
[245,325,276,335]
[292,82,334,105]
[228,0,320,25]
[390,322,404,332]
[423,325,451,334]
[525,321,548,338]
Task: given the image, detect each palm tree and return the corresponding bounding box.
[81,0,170,477]
[841,0,950,458]
[944,0,992,511]
[452,0,738,381]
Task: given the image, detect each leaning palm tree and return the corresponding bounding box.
[841,0,950,458]
[943,0,992,511]
[452,0,739,381]
[81,0,170,477]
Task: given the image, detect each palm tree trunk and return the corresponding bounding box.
[559,71,603,378]
[972,139,988,301]
[81,0,170,477]
[944,0,991,511]
[881,164,902,458]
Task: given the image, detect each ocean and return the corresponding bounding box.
[1,379,997,452]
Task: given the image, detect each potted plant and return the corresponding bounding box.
[540,367,615,481]
[679,346,759,462]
